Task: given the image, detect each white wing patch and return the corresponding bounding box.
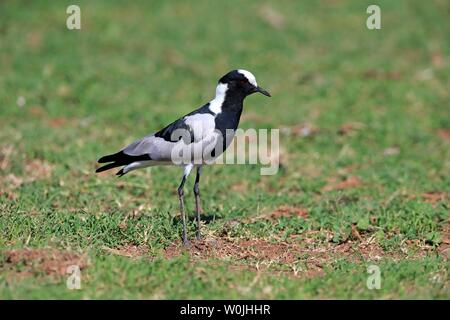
[238,69,257,87]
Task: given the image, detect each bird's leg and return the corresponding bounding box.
[193,166,202,240]
[178,175,189,246]
[178,164,193,246]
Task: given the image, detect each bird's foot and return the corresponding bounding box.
[182,238,190,247]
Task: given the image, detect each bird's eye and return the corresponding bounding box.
[240,79,248,85]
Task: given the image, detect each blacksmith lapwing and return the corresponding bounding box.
[96,69,271,245]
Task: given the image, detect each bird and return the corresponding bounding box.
[95,69,271,245]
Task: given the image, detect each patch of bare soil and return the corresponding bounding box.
[24,159,53,180]
[437,128,450,142]
[164,237,300,265]
[47,117,70,128]
[322,176,362,191]
[431,52,445,69]
[163,232,433,277]
[230,181,249,192]
[338,122,366,136]
[26,31,42,50]
[0,146,17,199]
[421,192,449,204]
[1,158,54,199]
[1,174,21,200]
[1,248,88,278]
[438,220,450,257]
[270,205,308,219]
[0,145,14,170]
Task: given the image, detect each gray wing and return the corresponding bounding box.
[96,111,220,175]
[123,112,217,162]
[123,134,175,161]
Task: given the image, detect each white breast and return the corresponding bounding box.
[184,113,216,142]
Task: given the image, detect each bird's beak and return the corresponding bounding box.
[255,86,271,97]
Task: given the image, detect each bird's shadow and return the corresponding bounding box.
[172,212,218,226]
[198,213,217,224]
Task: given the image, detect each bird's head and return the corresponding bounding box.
[218,69,271,99]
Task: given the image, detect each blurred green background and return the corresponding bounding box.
[0,1,448,299]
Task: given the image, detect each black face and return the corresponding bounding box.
[218,70,271,98]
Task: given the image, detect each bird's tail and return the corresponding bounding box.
[96,151,151,176]
[98,151,122,163]
[96,151,127,176]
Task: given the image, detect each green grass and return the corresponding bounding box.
[0,0,449,299]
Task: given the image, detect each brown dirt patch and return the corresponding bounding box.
[163,232,432,277]
[164,237,300,265]
[26,31,42,50]
[1,159,55,199]
[438,220,450,257]
[1,248,88,278]
[1,174,22,200]
[271,205,308,219]
[338,122,366,136]
[230,181,249,192]
[2,174,23,188]
[437,129,450,142]
[24,159,53,181]
[47,117,71,128]
[431,52,445,69]
[0,145,14,170]
[422,192,449,204]
[322,176,362,191]
[28,106,45,116]
[47,118,76,128]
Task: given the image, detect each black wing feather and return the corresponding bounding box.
[95,151,151,174]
